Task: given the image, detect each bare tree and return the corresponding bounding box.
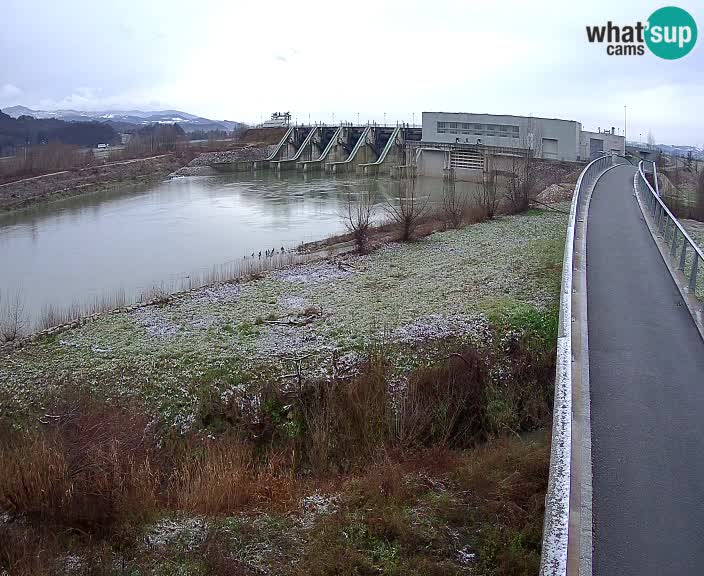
[505,150,537,214]
[441,180,467,228]
[342,190,376,253]
[504,120,541,213]
[474,156,499,219]
[385,176,429,241]
[0,291,27,343]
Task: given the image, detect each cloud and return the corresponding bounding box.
[36,88,171,113]
[0,83,22,102]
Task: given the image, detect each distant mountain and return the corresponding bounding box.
[1,106,244,134]
[0,110,119,154]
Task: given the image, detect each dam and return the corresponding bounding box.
[210,124,422,176]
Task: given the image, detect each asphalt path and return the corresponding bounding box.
[588,164,704,575]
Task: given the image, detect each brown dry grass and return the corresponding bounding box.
[397,347,487,448]
[453,434,550,575]
[0,330,556,574]
[171,437,297,515]
[0,396,161,534]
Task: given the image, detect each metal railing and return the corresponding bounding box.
[640,158,661,196]
[540,154,613,576]
[264,126,295,161]
[636,160,703,302]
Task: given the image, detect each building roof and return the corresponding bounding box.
[422,111,581,124]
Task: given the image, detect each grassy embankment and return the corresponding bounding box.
[0,205,568,575]
[0,155,184,213]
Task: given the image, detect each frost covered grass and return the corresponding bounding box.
[0,205,567,431]
[0,204,565,574]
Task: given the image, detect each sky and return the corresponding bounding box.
[1,0,702,146]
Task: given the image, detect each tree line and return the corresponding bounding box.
[0,111,119,156]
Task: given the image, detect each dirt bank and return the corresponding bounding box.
[0,154,183,212]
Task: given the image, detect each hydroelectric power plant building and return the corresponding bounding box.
[416,111,625,180]
[227,111,624,180]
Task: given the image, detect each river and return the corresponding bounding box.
[0,172,476,329]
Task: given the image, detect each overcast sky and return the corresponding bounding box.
[1,0,702,145]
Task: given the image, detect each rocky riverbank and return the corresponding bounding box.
[170,146,277,177]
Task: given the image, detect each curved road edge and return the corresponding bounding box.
[540,155,619,576]
[633,169,704,342]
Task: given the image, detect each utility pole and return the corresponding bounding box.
[383,112,386,126]
[624,105,627,143]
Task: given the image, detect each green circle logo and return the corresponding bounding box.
[645,6,698,59]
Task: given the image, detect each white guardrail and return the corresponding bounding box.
[540,154,614,576]
[636,160,703,303]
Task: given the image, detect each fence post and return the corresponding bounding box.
[670,229,678,258]
[679,242,687,272]
[690,256,699,293]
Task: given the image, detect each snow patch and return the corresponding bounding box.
[129,306,181,338]
[145,516,208,551]
[390,314,488,345]
[271,261,353,284]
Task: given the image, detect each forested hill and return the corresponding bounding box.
[0,110,119,154]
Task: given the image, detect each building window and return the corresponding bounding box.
[436,120,520,139]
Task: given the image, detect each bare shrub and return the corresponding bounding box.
[0,291,26,342]
[441,180,467,228]
[475,156,500,219]
[342,190,376,253]
[385,176,429,241]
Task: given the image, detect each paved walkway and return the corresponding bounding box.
[588,164,704,575]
